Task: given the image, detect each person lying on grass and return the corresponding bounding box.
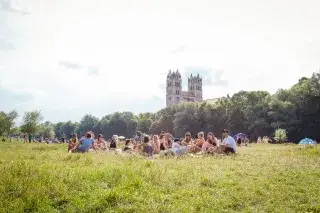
[69,132,97,153]
[68,133,78,152]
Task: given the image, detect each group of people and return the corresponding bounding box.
[67,129,238,156]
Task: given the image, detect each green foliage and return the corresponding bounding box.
[0,142,319,212]
[136,113,154,134]
[0,110,18,136]
[39,123,55,139]
[262,136,269,143]
[20,110,43,134]
[5,71,320,141]
[274,128,288,143]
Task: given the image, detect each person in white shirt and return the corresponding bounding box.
[171,138,188,155]
[221,129,236,154]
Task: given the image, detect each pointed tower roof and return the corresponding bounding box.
[167,70,172,78]
[176,69,181,78]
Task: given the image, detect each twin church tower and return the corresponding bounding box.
[166,69,203,107]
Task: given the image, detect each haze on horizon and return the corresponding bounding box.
[0,0,319,122]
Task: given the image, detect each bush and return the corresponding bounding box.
[274,128,287,143]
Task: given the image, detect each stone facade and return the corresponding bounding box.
[166,69,203,107]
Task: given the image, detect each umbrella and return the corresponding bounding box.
[233,133,247,140]
[298,138,317,145]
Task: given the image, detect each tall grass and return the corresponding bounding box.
[0,142,319,213]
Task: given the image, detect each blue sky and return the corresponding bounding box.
[0,0,319,122]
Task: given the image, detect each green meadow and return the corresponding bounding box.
[0,142,319,213]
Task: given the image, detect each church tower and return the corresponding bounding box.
[166,69,182,107]
[188,73,203,102]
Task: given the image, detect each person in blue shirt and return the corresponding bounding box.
[69,132,96,153]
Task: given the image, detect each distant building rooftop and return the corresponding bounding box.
[204,98,221,103]
[181,91,195,97]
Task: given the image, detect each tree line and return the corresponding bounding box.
[1,71,319,142]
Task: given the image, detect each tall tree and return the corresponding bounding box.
[60,121,77,136]
[0,110,18,136]
[39,123,55,139]
[79,114,100,134]
[20,110,43,134]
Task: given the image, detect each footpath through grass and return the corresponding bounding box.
[0,142,319,213]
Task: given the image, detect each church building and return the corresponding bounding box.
[166,69,203,107]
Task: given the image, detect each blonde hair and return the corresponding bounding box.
[153,135,159,141]
[198,132,204,137]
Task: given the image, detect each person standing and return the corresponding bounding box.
[28,133,32,143]
[61,133,66,143]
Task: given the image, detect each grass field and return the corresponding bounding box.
[0,142,319,213]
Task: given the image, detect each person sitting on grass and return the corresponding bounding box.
[220,129,236,154]
[171,138,188,156]
[89,131,95,139]
[164,133,173,148]
[152,135,160,154]
[109,135,118,149]
[202,132,218,153]
[236,137,242,147]
[123,139,132,152]
[95,134,107,151]
[132,140,139,152]
[196,132,205,147]
[141,135,153,157]
[257,136,262,144]
[68,133,78,152]
[188,132,205,153]
[69,132,97,153]
[159,133,169,151]
[181,132,193,146]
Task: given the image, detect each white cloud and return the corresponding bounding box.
[0,0,320,121]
